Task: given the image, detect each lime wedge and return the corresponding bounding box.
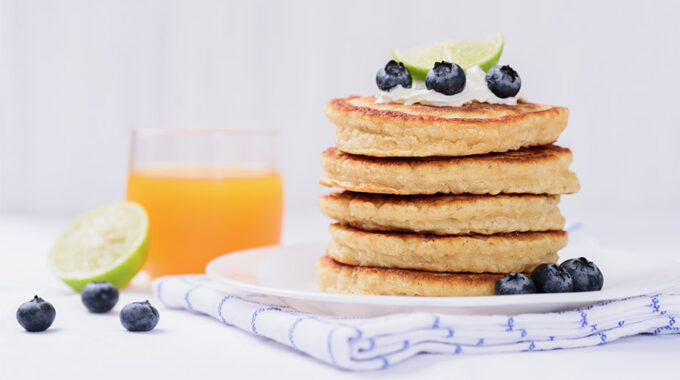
[49,202,150,292]
[392,33,504,81]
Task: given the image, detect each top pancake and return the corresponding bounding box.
[325,96,569,157]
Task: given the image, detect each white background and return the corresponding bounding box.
[2,0,679,223]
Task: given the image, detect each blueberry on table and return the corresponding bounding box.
[425,61,466,96]
[494,273,537,295]
[16,295,56,332]
[530,263,574,293]
[120,301,159,332]
[485,65,521,98]
[560,257,604,292]
[376,60,412,91]
[81,281,119,313]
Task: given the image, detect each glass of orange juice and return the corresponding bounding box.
[126,129,283,278]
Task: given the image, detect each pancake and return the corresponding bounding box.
[327,223,565,273]
[325,96,569,157]
[320,145,580,195]
[319,191,564,235]
[316,256,501,296]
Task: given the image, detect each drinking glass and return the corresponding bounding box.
[126,129,283,278]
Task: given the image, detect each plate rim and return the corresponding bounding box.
[205,242,680,308]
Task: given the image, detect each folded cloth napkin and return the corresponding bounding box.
[153,275,679,371]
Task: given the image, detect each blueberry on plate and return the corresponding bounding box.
[485,65,521,98]
[560,257,604,292]
[530,263,574,293]
[81,281,119,313]
[120,301,159,332]
[17,295,56,332]
[425,61,466,95]
[376,60,412,91]
[494,273,537,295]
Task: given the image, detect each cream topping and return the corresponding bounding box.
[375,66,521,107]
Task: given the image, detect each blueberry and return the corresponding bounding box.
[425,61,466,96]
[531,263,574,293]
[494,273,537,295]
[81,281,119,313]
[16,295,56,332]
[376,60,412,91]
[120,301,159,332]
[485,65,521,98]
[560,257,604,292]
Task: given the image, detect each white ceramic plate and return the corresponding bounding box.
[205,242,680,317]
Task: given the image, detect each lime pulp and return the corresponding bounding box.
[392,33,505,81]
[49,201,150,292]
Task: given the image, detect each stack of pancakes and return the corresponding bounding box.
[316,96,580,296]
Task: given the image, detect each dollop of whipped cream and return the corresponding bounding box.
[375,66,521,107]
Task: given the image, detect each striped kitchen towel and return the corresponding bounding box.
[152,275,679,371]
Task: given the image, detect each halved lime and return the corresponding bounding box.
[49,202,150,292]
[392,33,504,81]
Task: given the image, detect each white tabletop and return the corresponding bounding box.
[1,211,678,379]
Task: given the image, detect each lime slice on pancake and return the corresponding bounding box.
[392,33,504,81]
[49,202,150,292]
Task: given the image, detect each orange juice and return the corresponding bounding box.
[126,167,283,277]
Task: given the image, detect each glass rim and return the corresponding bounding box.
[131,128,278,138]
